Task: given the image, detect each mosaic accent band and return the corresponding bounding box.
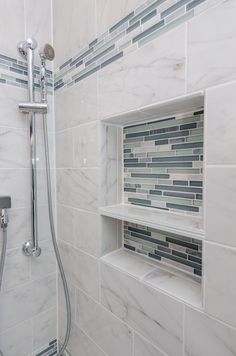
[35,339,57,356]
[54,0,207,92]
[0,53,53,92]
[124,221,202,277]
[123,110,204,215]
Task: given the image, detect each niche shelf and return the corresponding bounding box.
[100,203,204,240]
[100,91,205,288]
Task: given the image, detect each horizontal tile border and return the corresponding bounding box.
[0,53,53,92]
[54,0,211,92]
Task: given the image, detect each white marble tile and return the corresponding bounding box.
[187,0,236,91]
[0,320,33,356]
[25,0,52,67]
[185,306,236,356]
[57,168,99,212]
[57,204,75,245]
[0,0,25,58]
[0,168,30,208]
[33,307,57,351]
[102,249,156,279]
[205,242,236,328]
[73,121,100,168]
[59,316,106,356]
[0,273,56,332]
[0,85,27,128]
[144,268,202,308]
[30,240,56,280]
[1,246,30,291]
[6,207,31,249]
[59,241,100,300]
[55,75,98,131]
[76,288,133,356]
[100,216,121,256]
[74,209,100,257]
[96,0,144,36]
[56,129,74,168]
[100,124,120,207]
[206,81,236,165]
[0,127,29,168]
[205,167,236,247]
[134,333,166,356]
[98,25,185,119]
[53,0,96,67]
[101,262,183,356]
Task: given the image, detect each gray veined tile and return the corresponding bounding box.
[101,262,183,356]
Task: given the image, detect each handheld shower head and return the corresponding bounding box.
[40,44,55,61]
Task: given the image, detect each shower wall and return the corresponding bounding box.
[54,0,236,355]
[0,1,57,355]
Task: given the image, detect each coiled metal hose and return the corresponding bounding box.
[42,113,71,356]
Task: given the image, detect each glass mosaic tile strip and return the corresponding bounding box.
[124,221,202,277]
[54,0,211,92]
[123,110,204,215]
[0,53,53,92]
[35,339,57,356]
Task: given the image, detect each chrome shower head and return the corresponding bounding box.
[17,38,38,59]
[40,44,55,61]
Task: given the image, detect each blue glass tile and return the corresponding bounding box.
[155,185,202,193]
[161,0,190,18]
[75,65,100,83]
[124,163,147,167]
[70,48,93,67]
[124,187,136,192]
[164,191,195,199]
[131,173,170,178]
[127,21,140,34]
[0,78,6,83]
[148,162,193,168]
[126,130,149,138]
[155,139,169,145]
[155,249,201,269]
[130,0,166,25]
[110,12,134,33]
[145,129,189,141]
[16,78,27,85]
[173,180,188,186]
[128,198,151,205]
[132,19,165,43]
[124,244,135,251]
[141,9,157,24]
[172,250,187,259]
[180,123,197,130]
[101,51,123,68]
[85,44,115,66]
[188,255,202,264]
[190,181,202,187]
[152,155,199,162]
[128,226,151,236]
[89,38,98,48]
[194,110,204,115]
[166,203,199,212]
[149,252,161,261]
[187,0,206,11]
[171,142,203,150]
[59,58,72,70]
[0,54,17,63]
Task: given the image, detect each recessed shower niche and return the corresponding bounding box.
[100,92,205,306]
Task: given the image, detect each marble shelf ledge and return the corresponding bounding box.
[101,91,204,126]
[101,249,202,308]
[100,204,204,240]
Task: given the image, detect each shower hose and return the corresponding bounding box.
[0,226,7,356]
[0,113,71,356]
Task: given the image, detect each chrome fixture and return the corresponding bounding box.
[18,38,41,258]
[17,38,71,356]
[18,102,48,114]
[0,196,11,356]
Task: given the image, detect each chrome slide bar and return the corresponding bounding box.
[18,38,41,257]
